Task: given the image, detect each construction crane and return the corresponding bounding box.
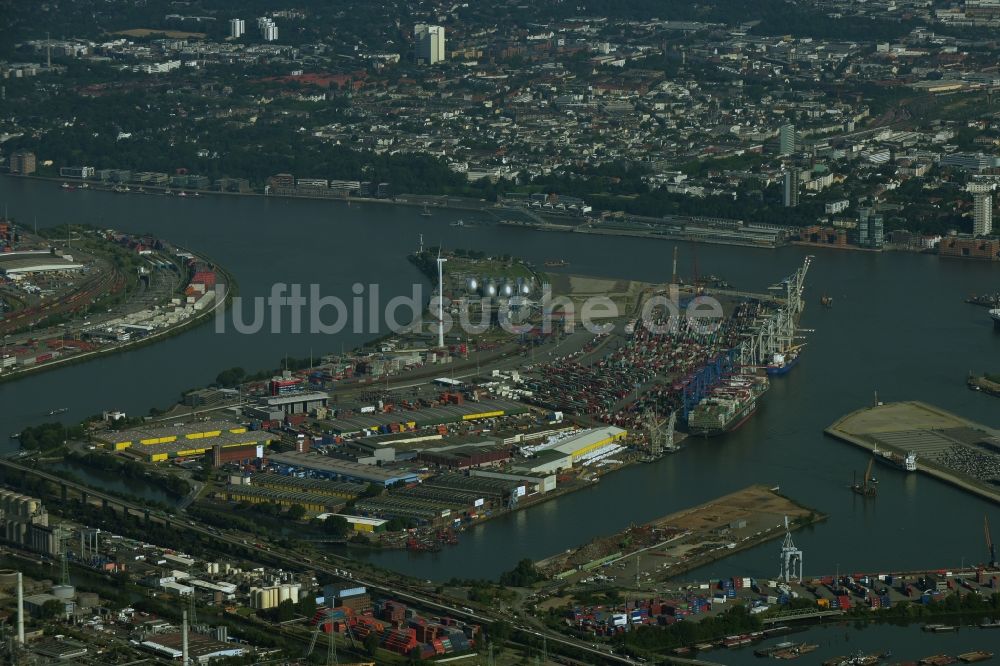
[986,515,997,569]
[851,458,878,498]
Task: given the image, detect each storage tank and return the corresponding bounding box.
[501,281,514,297]
[466,277,479,293]
[52,584,75,600]
[485,280,497,297]
[518,278,532,295]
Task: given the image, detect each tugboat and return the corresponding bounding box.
[821,294,834,308]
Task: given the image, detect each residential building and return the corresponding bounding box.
[779,124,796,156]
[229,18,245,39]
[857,207,885,249]
[8,150,36,175]
[974,193,993,236]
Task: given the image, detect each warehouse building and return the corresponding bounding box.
[0,253,85,276]
[336,514,388,533]
[140,631,245,663]
[264,391,329,415]
[215,484,346,515]
[417,443,511,469]
[328,398,526,435]
[249,473,365,500]
[267,451,419,486]
[512,449,573,475]
[98,421,275,462]
[551,426,627,461]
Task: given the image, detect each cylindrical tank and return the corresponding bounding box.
[52,584,75,600]
[466,277,479,292]
[501,281,514,297]
[485,280,497,297]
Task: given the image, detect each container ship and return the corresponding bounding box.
[873,444,918,472]
[687,374,769,437]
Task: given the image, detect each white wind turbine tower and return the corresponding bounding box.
[436,248,447,348]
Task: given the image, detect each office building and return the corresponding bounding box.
[229,18,245,39]
[415,24,445,64]
[779,124,796,156]
[783,170,799,208]
[974,193,993,236]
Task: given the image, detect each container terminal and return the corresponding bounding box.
[21,255,817,553]
[826,401,1000,504]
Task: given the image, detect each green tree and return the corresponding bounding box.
[276,599,295,622]
[364,631,380,656]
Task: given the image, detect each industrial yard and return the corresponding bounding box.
[0,221,227,379]
[536,485,819,586]
[826,401,1000,504]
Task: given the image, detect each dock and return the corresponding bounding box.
[825,401,1000,504]
[535,485,820,584]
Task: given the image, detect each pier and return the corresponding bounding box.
[825,401,1000,504]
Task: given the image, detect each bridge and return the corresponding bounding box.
[0,457,161,523]
[761,608,845,624]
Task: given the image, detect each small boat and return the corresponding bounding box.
[958,651,993,664]
[9,432,20,440]
[420,205,432,217]
[450,219,465,227]
[178,191,188,197]
[981,620,1000,628]
[923,624,957,633]
[60,182,75,191]
[48,407,68,416]
[544,259,569,268]
[920,656,958,666]
[79,182,89,189]
[821,294,833,308]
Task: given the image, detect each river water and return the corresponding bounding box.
[1,178,999,590]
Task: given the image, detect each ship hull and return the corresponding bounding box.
[766,354,799,376]
[689,401,758,437]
